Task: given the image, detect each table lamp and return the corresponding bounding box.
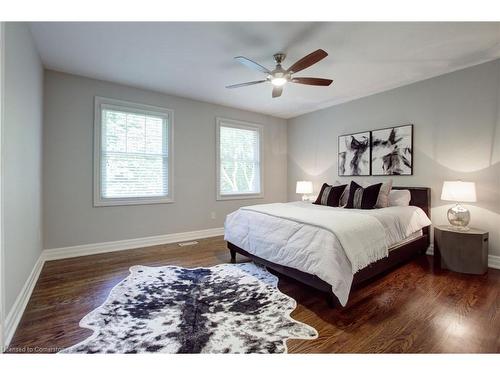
[441,181,476,231]
[296,181,313,201]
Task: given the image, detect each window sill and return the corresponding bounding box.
[216,194,264,201]
[94,197,175,207]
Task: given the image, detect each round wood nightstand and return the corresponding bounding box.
[433,225,489,274]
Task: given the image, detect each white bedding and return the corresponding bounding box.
[224,202,431,306]
[240,203,388,273]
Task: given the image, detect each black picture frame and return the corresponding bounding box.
[370,124,413,176]
[337,130,371,176]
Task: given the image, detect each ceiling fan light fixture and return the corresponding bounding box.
[271,77,287,87]
[227,50,332,97]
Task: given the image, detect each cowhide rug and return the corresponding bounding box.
[60,262,317,354]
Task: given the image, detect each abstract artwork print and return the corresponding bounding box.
[371,124,413,175]
[338,131,371,176]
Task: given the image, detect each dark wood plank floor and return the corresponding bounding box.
[7,236,500,353]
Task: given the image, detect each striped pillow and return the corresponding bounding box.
[345,181,382,209]
[313,183,347,207]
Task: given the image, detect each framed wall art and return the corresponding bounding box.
[371,124,413,175]
[338,131,371,176]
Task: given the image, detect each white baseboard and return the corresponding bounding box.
[43,227,224,261]
[4,254,45,348]
[3,227,224,349]
[487,254,500,269]
[426,244,500,270]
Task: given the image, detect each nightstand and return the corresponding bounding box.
[433,225,489,274]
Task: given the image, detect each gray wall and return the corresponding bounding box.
[288,59,500,257]
[4,23,43,313]
[43,71,287,249]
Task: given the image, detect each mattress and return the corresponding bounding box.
[224,202,431,306]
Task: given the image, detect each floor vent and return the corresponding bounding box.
[178,241,199,247]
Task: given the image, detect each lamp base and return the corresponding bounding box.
[302,195,309,202]
[447,203,470,231]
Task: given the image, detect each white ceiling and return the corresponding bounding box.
[30,22,500,119]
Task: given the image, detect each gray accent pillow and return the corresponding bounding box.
[336,180,349,207]
[375,179,393,208]
[340,187,349,207]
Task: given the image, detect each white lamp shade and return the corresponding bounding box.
[441,181,477,202]
[296,181,313,194]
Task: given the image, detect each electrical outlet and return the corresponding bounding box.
[210,212,216,219]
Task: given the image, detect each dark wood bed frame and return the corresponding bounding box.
[227,187,431,306]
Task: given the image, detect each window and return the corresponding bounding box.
[94,97,174,206]
[216,118,263,200]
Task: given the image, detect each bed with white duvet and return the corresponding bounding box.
[224,201,431,306]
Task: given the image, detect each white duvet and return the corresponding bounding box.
[224,202,431,306]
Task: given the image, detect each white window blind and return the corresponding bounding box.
[217,118,263,199]
[94,97,173,206]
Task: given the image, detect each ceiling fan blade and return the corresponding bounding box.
[234,56,271,74]
[272,86,283,98]
[225,80,267,89]
[292,77,333,86]
[287,49,328,74]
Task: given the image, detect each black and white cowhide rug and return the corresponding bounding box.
[61,262,317,354]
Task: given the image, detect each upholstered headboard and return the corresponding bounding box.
[392,186,431,236]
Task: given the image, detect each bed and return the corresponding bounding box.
[224,187,431,307]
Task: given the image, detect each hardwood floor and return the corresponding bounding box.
[7,236,500,353]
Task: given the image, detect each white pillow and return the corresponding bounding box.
[388,189,411,206]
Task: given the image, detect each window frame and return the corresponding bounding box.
[93,96,174,207]
[216,117,264,201]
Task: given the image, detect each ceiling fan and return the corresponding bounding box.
[226,49,333,98]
